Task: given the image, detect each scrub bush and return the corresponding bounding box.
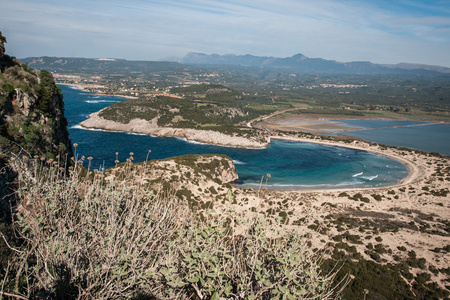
[1,155,348,299]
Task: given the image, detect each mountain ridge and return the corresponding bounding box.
[181,52,450,74]
[21,53,450,75]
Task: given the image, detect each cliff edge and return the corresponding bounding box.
[0,32,72,160]
[0,32,72,219]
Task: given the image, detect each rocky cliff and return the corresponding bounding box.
[0,32,72,220]
[0,33,71,160]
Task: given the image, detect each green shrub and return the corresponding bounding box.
[372,194,382,201]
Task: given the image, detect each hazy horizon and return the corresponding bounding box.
[2,0,450,67]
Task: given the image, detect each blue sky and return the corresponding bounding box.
[1,0,450,66]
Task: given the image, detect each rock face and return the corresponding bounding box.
[0,62,72,159]
[0,34,72,220]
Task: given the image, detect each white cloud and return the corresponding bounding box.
[1,0,450,66]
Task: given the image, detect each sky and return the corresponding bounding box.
[1,0,450,67]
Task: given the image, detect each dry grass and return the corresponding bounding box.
[1,152,348,299]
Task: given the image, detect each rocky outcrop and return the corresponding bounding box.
[80,111,269,148]
[0,64,72,158]
[0,34,72,220]
[109,153,239,212]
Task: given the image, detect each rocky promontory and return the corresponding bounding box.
[79,110,270,148]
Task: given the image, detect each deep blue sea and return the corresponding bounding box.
[62,85,409,189]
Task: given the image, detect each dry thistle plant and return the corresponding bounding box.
[2,154,348,299]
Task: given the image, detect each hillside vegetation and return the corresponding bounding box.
[98,84,273,137]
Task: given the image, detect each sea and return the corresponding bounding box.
[62,85,413,190]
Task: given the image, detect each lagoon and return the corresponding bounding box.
[334,120,450,156]
[62,85,409,189]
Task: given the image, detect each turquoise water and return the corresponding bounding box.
[333,120,450,155]
[62,85,409,189]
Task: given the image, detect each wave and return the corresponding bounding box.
[178,137,267,150]
[85,100,119,104]
[361,174,378,181]
[233,159,246,165]
[125,132,149,136]
[71,124,84,129]
[352,172,364,177]
[177,137,205,145]
[71,125,122,133]
[237,180,366,190]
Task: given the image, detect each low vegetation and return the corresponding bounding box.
[98,84,274,140]
[0,155,347,299]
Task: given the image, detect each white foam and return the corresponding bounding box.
[238,180,366,190]
[85,100,119,104]
[352,172,364,177]
[233,159,246,165]
[361,175,379,181]
[178,137,267,149]
[125,132,148,136]
[72,126,118,133]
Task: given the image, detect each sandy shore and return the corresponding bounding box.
[202,138,449,291]
[268,136,421,190]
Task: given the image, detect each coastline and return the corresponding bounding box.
[268,136,420,188]
[79,111,270,149]
[57,83,138,99]
[78,111,427,193]
[72,88,449,290]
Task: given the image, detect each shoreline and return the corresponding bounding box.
[57,83,138,99]
[269,136,419,185]
[79,111,270,149]
[234,136,419,194]
[78,112,427,193]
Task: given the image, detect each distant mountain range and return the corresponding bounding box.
[21,53,450,75]
[21,57,186,74]
[181,52,450,75]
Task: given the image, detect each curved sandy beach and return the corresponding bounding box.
[78,111,429,193]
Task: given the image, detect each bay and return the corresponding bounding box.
[62,85,409,189]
